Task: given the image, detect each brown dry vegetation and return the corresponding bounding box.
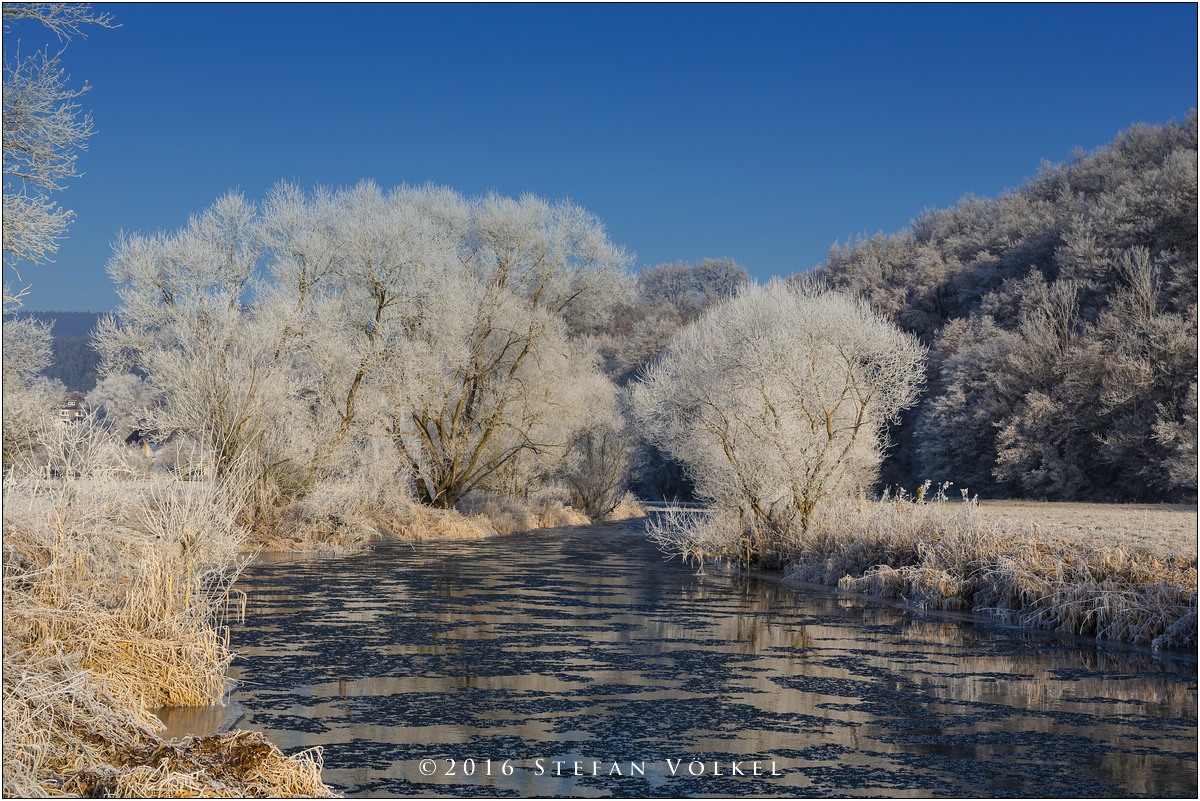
[60,731,327,798]
[2,470,335,797]
[458,492,588,536]
[3,442,643,797]
[410,489,643,540]
[248,485,641,551]
[605,493,648,522]
[786,499,1197,650]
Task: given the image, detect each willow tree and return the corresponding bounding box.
[94,191,283,511]
[96,183,630,517]
[634,278,925,553]
[384,193,632,507]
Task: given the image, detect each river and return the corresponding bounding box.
[165,517,1197,797]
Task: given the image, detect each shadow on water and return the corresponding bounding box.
[161,518,1199,797]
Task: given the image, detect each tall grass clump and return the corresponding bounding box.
[2,421,334,796]
[605,491,647,522]
[457,487,593,536]
[646,507,787,570]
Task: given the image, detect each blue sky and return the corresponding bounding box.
[7,2,1197,312]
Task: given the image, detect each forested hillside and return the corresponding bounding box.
[6,311,101,391]
[818,114,1197,502]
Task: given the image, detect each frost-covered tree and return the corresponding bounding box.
[85,372,156,439]
[637,257,749,318]
[94,191,310,520]
[96,192,265,463]
[2,315,61,467]
[2,3,113,305]
[585,257,750,386]
[2,4,112,470]
[383,193,631,507]
[558,386,634,520]
[95,183,632,519]
[634,279,925,543]
[578,257,752,502]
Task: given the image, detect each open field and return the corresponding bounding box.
[972,500,1198,557]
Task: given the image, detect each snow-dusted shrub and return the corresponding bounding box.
[634,278,924,554]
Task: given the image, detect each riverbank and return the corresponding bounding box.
[248,487,645,553]
[1,469,643,795]
[785,499,1197,651]
[1,474,336,796]
[648,497,1196,650]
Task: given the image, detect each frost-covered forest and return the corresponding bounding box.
[819,114,1197,503]
[13,114,1197,509]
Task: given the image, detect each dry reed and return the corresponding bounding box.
[245,463,416,553]
[787,499,1197,650]
[3,437,336,796]
[389,503,499,541]
[604,492,648,521]
[455,491,595,536]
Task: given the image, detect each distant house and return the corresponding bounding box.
[124,428,164,459]
[57,392,87,423]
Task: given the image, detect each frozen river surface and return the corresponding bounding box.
[186,517,1196,797]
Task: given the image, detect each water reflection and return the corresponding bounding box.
[216,518,1197,797]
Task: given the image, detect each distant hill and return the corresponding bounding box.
[6,311,103,392]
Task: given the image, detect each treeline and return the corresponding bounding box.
[818,114,1197,503]
[9,117,1196,507]
[27,257,750,504]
